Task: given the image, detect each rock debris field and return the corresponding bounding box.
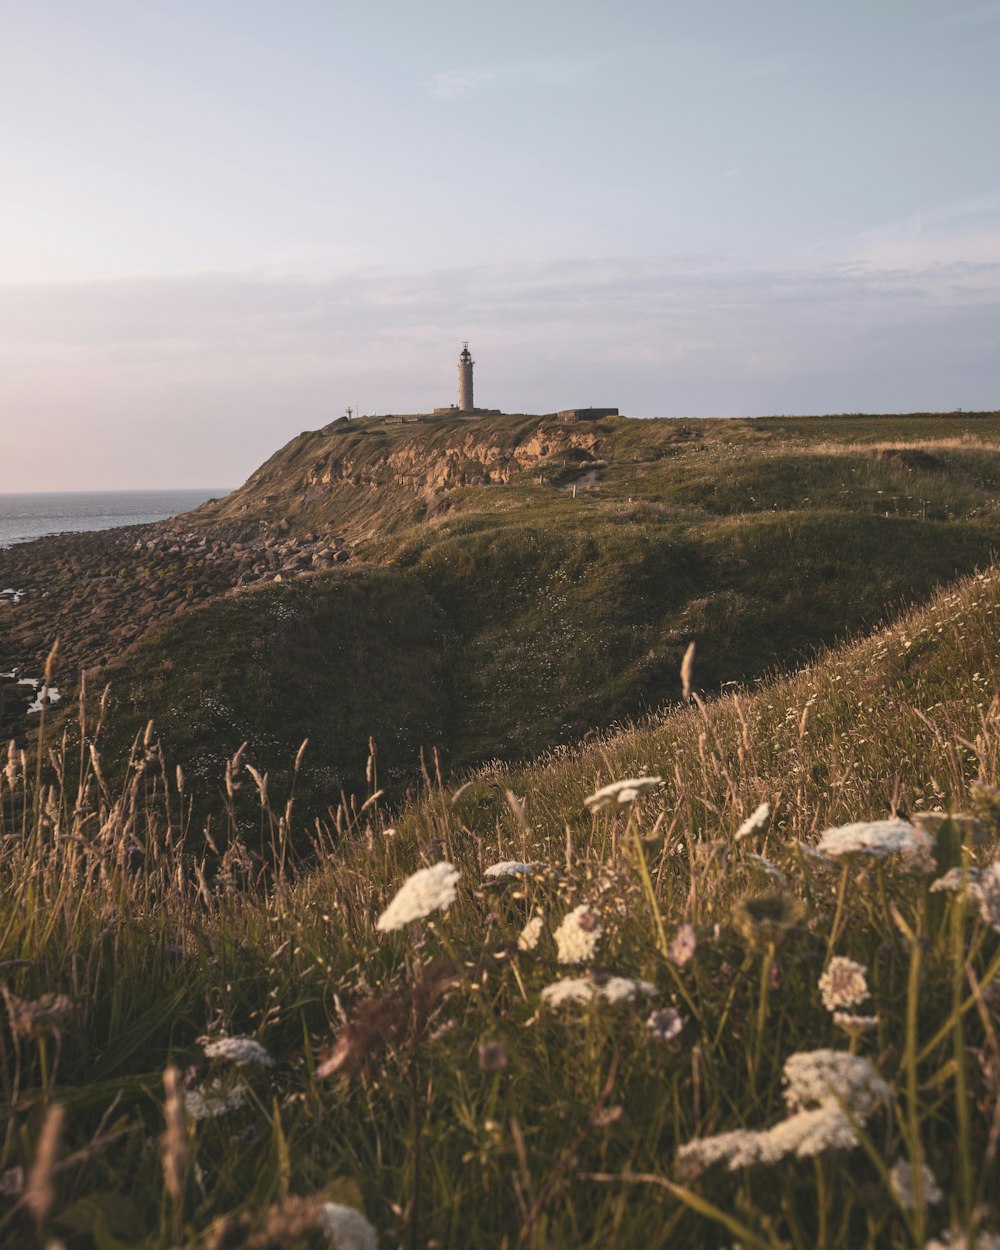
[0,519,348,741]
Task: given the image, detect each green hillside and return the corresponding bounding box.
[69,411,1000,810]
[3,561,1000,1248]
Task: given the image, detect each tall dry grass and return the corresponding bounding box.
[2,569,1000,1247]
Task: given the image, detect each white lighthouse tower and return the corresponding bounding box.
[458,342,474,412]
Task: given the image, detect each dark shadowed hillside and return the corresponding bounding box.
[3,409,999,810]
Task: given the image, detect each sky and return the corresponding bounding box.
[1,1,999,490]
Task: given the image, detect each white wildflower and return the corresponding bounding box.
[763,1106,860,1159]
[484,860,536,878]
[553,904,602,964]
[541,977,596,1007]
[816,818,932,861]
[890,1158,943,1210]
[794,840,837,867]
[677,1106,859,1177]
[818,957,870,1012]
[319,1202,379,1250]
[931,867,982,894]
[667,923,697,967]
[517,914,545,951]
[677,1127,766,1176]
[974,861,1000,931]
[783,1049,890,1119]
[541,974,657,1008]
[183,1079,250,1121]
[736,803,771,841]
[202,1036,273,1067]
[931,861,1000,932]
[376,862,459,932]
[584,776,663,812]
[647,1007,684,1040]
[833,1012,879,1037]
[925,1231,1000,1250]
[598,975,658,1004]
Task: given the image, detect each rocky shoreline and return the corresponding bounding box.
[0,516,350,742]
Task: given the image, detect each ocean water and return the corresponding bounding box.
[0,488,230,548]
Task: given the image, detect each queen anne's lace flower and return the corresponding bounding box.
[735,802,771,841]
[833,1012,879,1037]
[202,1036,273,1067]
[924,1231,1000,1250]
[646,1007,684,1041]
[319,1202,379,1250]
[517,914,545,951]
[677,1049,890,1178]
[484,861,536,878]
[890,1158,943,1210]
[376,862,459,932]
[782,1049,890,1118]
[931,861,1000,932]
[816,819,932,861]
[676,1106,859,1177]
[553,905,602,964]
[541,975,657,1008]
[973,862,1000,931]
[667,923,697,967]
[931,867,982,894]
[184,1079,250,1121]
[818,957,870,1012]
[584,776,663,812]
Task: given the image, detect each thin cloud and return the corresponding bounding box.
[427,58,591,101]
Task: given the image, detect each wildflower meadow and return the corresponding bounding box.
[2,564,1000,1248]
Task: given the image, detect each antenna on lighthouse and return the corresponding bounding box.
[458,342,474,413]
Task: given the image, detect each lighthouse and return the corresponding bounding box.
[458,342,474,412]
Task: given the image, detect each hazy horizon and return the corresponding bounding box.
[3,0,999,491]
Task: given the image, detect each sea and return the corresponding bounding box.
[0,489,231,549]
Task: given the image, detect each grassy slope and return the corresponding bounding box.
[3,563,1000,1247]
[94,567,455,823]
[86,411,1000,807]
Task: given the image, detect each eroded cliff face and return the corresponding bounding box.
[207,415,606,533]
[312,425,603,490]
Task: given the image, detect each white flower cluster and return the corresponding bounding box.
[376,862,459,932]
[924,1231,1000,1250]
[818,957,870,1012]
[833,1012,879,1036]
[517,914,545,951]
[202,1035,274,1067]
[677,1106,859,1176]
[184,1078,250,1121]
[584,776,663,812]
[889,1158,943,1210]
[667,923,697,967]
[783,1049,891,1118]
[676,1049,890,1177]
[483,861,536,878]
[817,818,933,861]
[553,904,603,964]
[735,802,771,841]
[319,1202,379,1250]
[541,975,657,1008]
[932,861,1000,932]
